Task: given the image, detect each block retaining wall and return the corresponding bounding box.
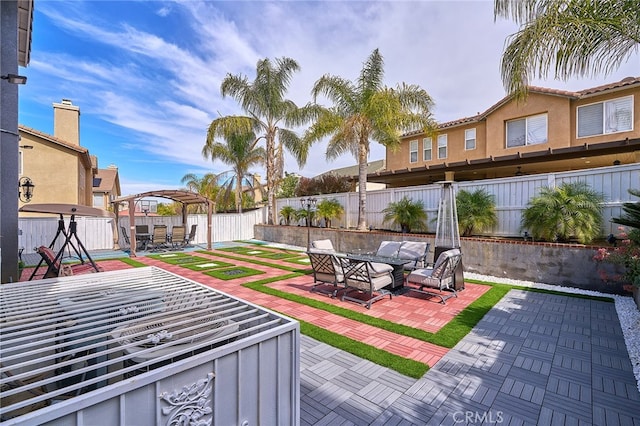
[255,224,625,294]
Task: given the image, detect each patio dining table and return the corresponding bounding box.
[346,252,407,289]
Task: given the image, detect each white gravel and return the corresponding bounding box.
[466,273,640,394]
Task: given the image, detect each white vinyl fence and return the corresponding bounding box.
[277,163,640,237]
[18,164,639,254]
[18,209,264,255]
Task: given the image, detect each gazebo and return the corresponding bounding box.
[112,190,215,257]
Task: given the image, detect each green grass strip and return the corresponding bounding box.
[179,260,234,271]
[118,258,147,268]
[299,322,429,379]
[196,250,307,273]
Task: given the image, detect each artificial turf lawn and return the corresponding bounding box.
[179,260,234,271]
[134,245,615,378]
[204,266,265,280]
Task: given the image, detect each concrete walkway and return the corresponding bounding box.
[300,290,640,425]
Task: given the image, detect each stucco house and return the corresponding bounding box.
[93,163,121,210]
[18,99,121,215]
[372,76,640,187]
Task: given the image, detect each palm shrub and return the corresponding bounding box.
[382,197,427,233]
[294,208,314,227]
[521,181,604,244]
[612,189,640,245]
[316,199,344,228]
[279,205,296,226]
[456,188,498,236]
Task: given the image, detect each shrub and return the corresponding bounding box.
[521,181,604,244]
[456,188,498,236]
[382,197,427,233]
[316,199,344,228]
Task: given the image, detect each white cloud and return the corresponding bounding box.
[25,0,640,188]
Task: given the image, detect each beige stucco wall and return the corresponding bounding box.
[387,85,639,173]
[570,86,639,146]
[18,133,91,213]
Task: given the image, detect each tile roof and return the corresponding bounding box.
[19,125,88,153]
[93,167,118,192]
[318,159,386,179]
[403,75,640,136]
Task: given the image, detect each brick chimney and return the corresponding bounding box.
[53,99,80,145]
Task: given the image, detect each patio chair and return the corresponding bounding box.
[170,225,186,250]
[375,241,402,258]
[120,226,131,249]
[341,259,394,309]
[184,224,197,247]
[36,246,100,278]
[397,241,431,271]
[307,249,346,298]
[147,225,168,252]
[311,239,335,252]
[404,248,462,304]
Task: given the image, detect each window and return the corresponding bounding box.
[18,150,23,175]
[409,140,418,163]
[423,137,432,161]
[437,134,447,159]
[506,113,547,148]
[577,95,633,138]
[93,194,103,208]
[465,128,476,150]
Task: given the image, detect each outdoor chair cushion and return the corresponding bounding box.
[369,262,394,276]
[397,241,430,270]
[312,239,335,252]
[376,241,401,258]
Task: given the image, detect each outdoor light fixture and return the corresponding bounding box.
[18,176,35,203]
[19,145,33,149]
[1,74,27,85]
[300,197,317,251]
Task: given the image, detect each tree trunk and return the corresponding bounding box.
[356,141,368,231]
[266,131,277,225]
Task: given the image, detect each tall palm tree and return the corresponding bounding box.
[202,129,265,214]
[208,57,311,224]
[495,0,640,99]
[180,172,220,213]
[305,49,437,230]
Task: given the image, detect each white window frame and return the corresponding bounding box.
[18,150,23,175]
[437,134,447,159]
[409,139,418,163]
[465,128,476,150]
[423,137,432,161]
[577,95,634,138]
[93,193,103,208]
[506,113,548,148]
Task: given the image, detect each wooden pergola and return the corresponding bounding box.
[112,190,215,257]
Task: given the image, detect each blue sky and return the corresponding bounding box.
[17,0,640,196]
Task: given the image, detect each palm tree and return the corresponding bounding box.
[495,0,640,99]
[382,197,428,233]
[521,181,604,244]
[208,57,311,224]
[202,129,265,214]
[279,205,296,225]
[456,188,498,236]
[180,172,220,213]
[612,188,640,245]
[316,198,344,228]
[305,49,437,230]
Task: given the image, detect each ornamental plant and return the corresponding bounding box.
[382,197,428,233]
[593,227,640,289]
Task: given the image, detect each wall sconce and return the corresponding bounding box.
[1,74,27,85]
[143,208,149,216]
[18,176,35,203]
[613,159,621,166]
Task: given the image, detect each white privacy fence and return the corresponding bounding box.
[277,163,640,237]
[18,164,639,253]
[18,209,264,255]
